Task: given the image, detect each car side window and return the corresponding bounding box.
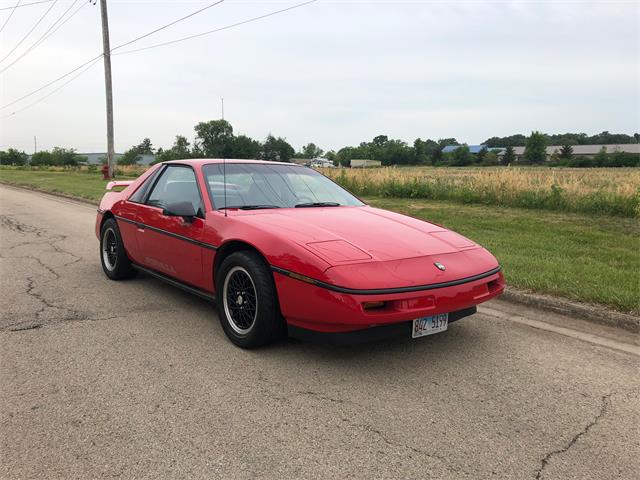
[146,165,204,216]
[129,166,163,204]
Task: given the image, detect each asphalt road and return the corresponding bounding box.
[1,184,638,480]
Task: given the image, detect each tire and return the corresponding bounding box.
[216,250,285,348]
[100,217,136,280]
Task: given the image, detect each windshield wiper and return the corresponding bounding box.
[295,202,341,208]
[221,205,281,210]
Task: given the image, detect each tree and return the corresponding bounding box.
[135,138,154,154]
[30,151,53,166]
[50,147,85,166]
[194,120,234,157]
[372,135,388,148]
[0,148,28,165]
[559,144,573,159]
[524,131,548,164]
[481,151,499,166]
[502,145,516,164]
[231,135,261,159]
[413,138,440,164]
[299,142,324,159]
[483,134,527,147]
[261,135,294,162]
[593,146,609,167]
[376,139,414,166]
[447,145,473,166]
[155,135,192,163]
[476,146,488,163]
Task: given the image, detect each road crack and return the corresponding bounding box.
[534,392,615,479]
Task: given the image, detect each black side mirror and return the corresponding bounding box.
[163,201,197,222]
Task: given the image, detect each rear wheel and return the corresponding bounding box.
[100,217,136,280]
[216,251,284,348]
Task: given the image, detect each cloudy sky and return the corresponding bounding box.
[0,0,638,154]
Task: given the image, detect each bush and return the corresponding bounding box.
[0,148,28,166]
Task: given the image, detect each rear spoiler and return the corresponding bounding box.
[106,180,134,191]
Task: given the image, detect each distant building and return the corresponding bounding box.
[309,158,335,168]
[351,159,381,168]
[509,144,639,162]
[79,152,157,165]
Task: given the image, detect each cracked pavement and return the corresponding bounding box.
[1,185,639,479]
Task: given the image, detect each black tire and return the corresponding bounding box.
[216,250,285,348]
[100,217,136,280]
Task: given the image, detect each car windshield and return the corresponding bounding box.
[203,163,364,210]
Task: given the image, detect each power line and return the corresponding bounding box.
[1,0,227,109]
[0,0,58,64]
[34,0,86,47]
[0,0,53,11]
[0,0,21,34]
[111,0,225,52]
[113,0,318,56]
[1,56,102,119]
[0,0,82,74]
[0,53,103,110]
[0,0,318,115]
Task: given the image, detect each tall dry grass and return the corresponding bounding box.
[322,166,640,217]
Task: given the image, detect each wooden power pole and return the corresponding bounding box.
[99,0,115,178]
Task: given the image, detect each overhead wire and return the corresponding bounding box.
[113,0,318,56]
[0,0,52,12]
[111,0,225,52]
[1,0,318,116]
[0,53,103,110]
[1,55,102,119]
[0,0,82,74]
[0,0,58,63]
[0,0,22,34]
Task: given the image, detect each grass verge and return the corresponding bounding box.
[1,168,637,313]
[0,169,134,203]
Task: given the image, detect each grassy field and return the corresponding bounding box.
[323,166,640,217]
[366,197,638,314]
[1,167,638,313]
[0,168,136,203]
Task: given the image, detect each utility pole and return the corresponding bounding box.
[99,0,115,178]
[33,135,36,154]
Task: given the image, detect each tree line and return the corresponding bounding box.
[1,123,637,167]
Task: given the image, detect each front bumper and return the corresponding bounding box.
[273,268,504,333]
[288,306,477,345]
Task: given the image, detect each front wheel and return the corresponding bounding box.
[100,217,136,280]
[216,251,285,348]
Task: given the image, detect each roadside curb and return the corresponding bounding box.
[502,287,639,333]
[2,182,638,333]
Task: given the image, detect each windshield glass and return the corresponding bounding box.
[203,163,364,210]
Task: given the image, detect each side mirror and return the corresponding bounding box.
[162,201,197,222]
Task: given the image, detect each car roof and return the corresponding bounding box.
[165,159,304,167]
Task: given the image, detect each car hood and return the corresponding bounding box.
[234,205,485,262]
[232,206,500,289]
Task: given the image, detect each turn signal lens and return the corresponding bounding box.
[363,301,386,310]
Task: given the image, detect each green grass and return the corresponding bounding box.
[366,197,639,314]
[0,168,135,203]
[1,167,637,313]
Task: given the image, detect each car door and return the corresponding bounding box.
[136,164,207,289]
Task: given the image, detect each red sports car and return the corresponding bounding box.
[96,159,504,348]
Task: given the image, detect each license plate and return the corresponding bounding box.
[412,313,449,338]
